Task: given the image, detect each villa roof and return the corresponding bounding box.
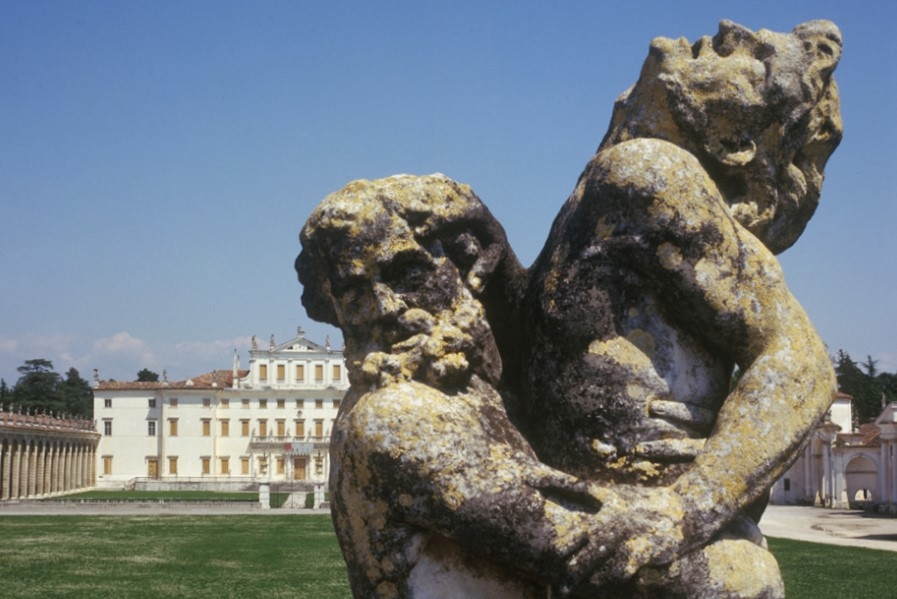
[95,369,249,391]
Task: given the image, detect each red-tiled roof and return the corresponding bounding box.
[96,369,249,391]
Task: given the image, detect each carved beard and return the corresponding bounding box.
[350,297,499,391]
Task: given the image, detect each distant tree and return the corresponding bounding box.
[136,368,159,382]
[877,371,897,405]
[835,350,882,427]
[12,359,63,414]
[0,378,10,405]
[862,355,879,378]
[59,367,93,418]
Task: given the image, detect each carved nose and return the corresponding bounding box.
[372,282,407,318]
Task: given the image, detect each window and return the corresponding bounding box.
[220,398,229,408]
[201,457,211,475]
[276,399,285,409]
[241,457,250,475]
[169,419,178,436]
[259,364,268,381]
[276,456,285,475]
[102,456,113,475]
[315,399,323,409]
[276,364,285,381]
[295,399,303,408]
[103,420,112,435]
[148,420,157,437]
[332,364,341,380]
[221,420,230,437]
[295,364,305,382]
[314,364,324,382]
[258,420,268,437]
[168,457,178,475]
[333,399,341,409]
[259,399,268,409]
[276,419,286,437]
[169,398,178,408]
[202,419,211,437]
[148,398,156,408]
[295,420,305,438]
[202,397,211,408]
[783,478,791,492]
[220,457,230,475]
[242,398,250,409]
[314,419,323,438]
[104,398,112,408]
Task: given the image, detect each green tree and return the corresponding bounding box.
[136,368,159,382]
[12,359,63,414]
[60,367,94,418]
[0,378,10,405]
[835,350,882,427]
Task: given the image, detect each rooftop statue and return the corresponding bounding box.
[297,19,842,599]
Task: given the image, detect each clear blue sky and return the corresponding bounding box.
[2,0,895,384]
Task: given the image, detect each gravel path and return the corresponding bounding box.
[760,504,897,552]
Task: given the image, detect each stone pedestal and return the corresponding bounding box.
[259,482,270,510]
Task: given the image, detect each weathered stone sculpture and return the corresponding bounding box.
[297,19,842,598]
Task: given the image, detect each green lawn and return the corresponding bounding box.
[767,536,897,598]
[0,513,893,599]
[0,515,350,599]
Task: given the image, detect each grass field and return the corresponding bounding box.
[0,513,894,598]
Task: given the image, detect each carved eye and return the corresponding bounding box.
[380,253,433,294]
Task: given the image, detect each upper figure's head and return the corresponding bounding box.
[601,20,843,253]
[297,174,510,388]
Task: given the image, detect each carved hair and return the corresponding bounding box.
[599,20,842,253]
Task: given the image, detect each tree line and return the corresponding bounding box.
[0,359,93,418]
[835,350,897,427]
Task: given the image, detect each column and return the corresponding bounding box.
[27,440,37,498]
[41,443,50,497]
[64,443,72,492]
[11,439,22,499]
[1,438,10,500]
[822,442,832,506]
[54,442,63,494]
[34,442,44,497]
[73,444,82,491]
[880,443,889,505]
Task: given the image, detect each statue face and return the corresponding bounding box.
[327,229,461,338]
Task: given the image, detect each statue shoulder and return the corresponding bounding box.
[588,138,712,200]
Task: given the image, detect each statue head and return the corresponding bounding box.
[601,20,843,253]
[297,174,510,388]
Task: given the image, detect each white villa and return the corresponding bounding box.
[771,392,897,513]
[92,329,348,491]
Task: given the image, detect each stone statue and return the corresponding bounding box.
[297,19,842,599]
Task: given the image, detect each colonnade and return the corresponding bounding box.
[0,409,99,500]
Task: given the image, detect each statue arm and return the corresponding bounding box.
[596,139,834,547]
[338,380,612,590]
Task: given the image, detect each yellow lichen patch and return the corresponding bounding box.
[593,214,616,239]
[588,336,653,368]
[656,241,683,270]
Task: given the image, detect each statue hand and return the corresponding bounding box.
[561,486,687,596]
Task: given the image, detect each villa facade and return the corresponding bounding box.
[93,330,348,491]
[771,392,897,514]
